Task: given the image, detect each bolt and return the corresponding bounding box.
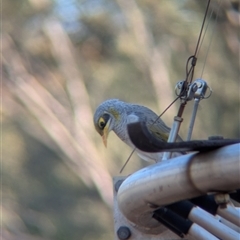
[177,81,184,89]
[192,82,198,92]
[115,180,124,193]
[117,226,131,240]
[215,193,230,208]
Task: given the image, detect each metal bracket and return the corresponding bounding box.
[113,177,181,240]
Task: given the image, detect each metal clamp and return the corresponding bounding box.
[194,79,212,99]
[186,79,212,140]
[175,79,212,101]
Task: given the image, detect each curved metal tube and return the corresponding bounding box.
[117,144,240,229]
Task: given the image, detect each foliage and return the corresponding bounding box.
[2,0,239,239]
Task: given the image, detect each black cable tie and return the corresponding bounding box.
[167,200,195,219]
[153,207,193,236]
[152,211,185,238]
[191,195,218,215]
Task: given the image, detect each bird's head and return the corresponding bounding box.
[93,99,122,147]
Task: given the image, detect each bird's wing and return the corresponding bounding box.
[147,121,183,142]
[147,123,169,142]
[127,114,139,124]
[128,104,183,142]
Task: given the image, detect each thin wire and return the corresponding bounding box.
[197,7,214,59]
[119,96,180,173]
[153,96,181,124]
[119,148,136,173]
[200,0,222,78]
[194,0,212,57]
[184,0,212,86]
[120,0,213,173]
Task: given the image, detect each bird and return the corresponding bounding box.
[93,99,183,162]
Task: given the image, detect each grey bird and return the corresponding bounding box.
[93,99,182,162]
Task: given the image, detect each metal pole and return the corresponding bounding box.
[218,204,240,228]
[162,116,183,160]
[163,79,211,159]
[187,79,210,140]
[117,144,240,229]
[188,223,219,240]
[187,98,200,140]
[189,207,239,240]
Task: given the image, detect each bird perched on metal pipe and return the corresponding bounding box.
[93,99,182,162]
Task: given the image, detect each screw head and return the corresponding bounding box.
[117,226,131,240]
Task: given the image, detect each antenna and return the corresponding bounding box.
[120,0,215,170]
[162,0,213,160]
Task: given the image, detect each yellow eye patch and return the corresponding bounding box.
[98,113,110,130]
[98,117,106,130]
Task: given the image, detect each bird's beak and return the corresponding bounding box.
[102,120,111,147]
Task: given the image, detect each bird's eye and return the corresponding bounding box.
[98,117,106,130]
[97,114,110,130]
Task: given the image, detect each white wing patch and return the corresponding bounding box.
[127,114,139,124]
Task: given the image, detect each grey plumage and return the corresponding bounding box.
[93,99,182,162]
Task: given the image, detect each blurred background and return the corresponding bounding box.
[2,0,239,239]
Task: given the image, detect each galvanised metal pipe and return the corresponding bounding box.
[189,206,239,240]
[188,223,219,240]
[117,144,240,229]
[218,204,240,228]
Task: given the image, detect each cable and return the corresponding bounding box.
[121,0,213,172]
[183,0,212,92]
